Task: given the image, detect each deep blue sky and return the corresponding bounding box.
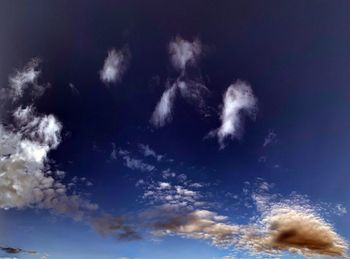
[1,1,350,258]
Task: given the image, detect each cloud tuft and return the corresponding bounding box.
[100,48,130,84]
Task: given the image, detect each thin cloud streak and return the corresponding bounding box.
[150,83,177,128]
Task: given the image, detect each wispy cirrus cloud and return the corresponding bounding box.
[209,80,257,149]
[100,47,130,84]
[8,58,46,101]
[151,37,210,128]
[150,82,177,128]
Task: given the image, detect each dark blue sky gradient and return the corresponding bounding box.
[1,1,350,258]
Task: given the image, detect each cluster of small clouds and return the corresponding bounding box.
[111,146,155,172]
[1,59,157,251]
[0,105,98,219]
[100,47,130,84]
[96,37,258,149]
[150,37,258,148]
[138,176,348,258]
[140,180,204,211]
[0,59,97,219]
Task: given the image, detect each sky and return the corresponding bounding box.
[0,1,350,259]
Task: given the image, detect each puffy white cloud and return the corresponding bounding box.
[100,48,130,84]
[8,58,46,100]
[150,83,177,128]
[169,37,202,72]
[210,80,257,149]
[0,108,97,219]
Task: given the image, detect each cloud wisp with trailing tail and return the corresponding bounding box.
[151,37,209,128]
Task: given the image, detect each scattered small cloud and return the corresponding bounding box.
[149,209,239,247]
[8,58,46,101]
[0,246,37,257]
[100,47,130,84]
[112,148,155,172]
[91,214,141,241]
[209,80,257,149]
[138,144,163,161]
[263,130,277,147]
[68,83,79,95]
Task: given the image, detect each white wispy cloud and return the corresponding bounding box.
[210,80,257,149]
[150,37,210,128]
[169,37,202,72]
[150,83,177,128]
[8,58,46,100]
[100,48,130,84]
[150,79,210,128]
